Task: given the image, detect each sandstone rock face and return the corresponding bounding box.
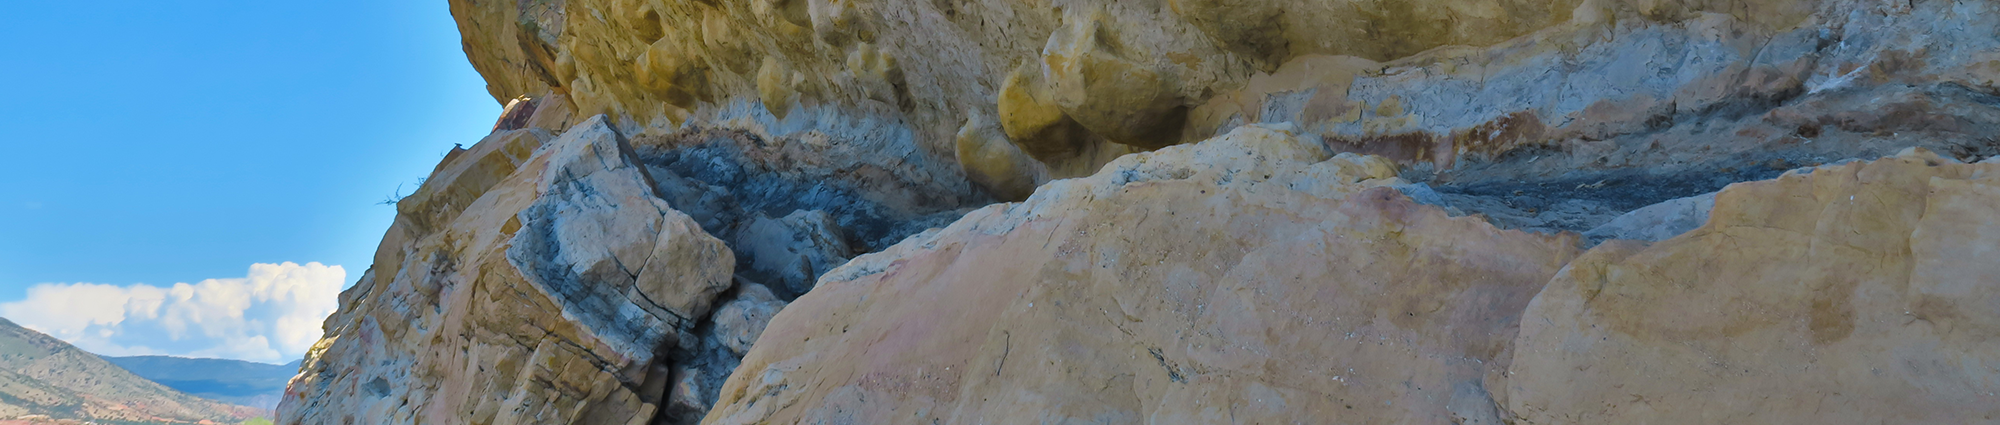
[1508,148,2000,423]
[280,114,726,424]
[703,140,2000,423]
[276,98,840,424]
[447,0,2000,200]
[284,0,2000,423]
[703,126,1583,424]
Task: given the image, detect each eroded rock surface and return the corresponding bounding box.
[280,114,717,424]
[281,0,2000,423]
[447,0,2000,200]
[704,126,1582,424]
[276,101,833,424]
[702,142,2000,424]
[1507,148,2000,423]
[731,210,853,298]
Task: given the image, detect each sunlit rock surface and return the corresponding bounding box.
[279,111,735,424]
[281,0,2000,422]
[1508,148,2000,423]
[447,0,2000,194]
[705,126,1582,424]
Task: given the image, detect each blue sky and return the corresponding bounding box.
[0,1,499,363]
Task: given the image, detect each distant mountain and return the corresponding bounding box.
[102,356,300,411]
[0,318,259,423]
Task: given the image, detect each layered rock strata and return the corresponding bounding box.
[705,131,2000,424]
[277,94,914,423]
[280,0,2000,423]
[448,0,2000,203]
[706,126,1583,424]
[281,112,718,424]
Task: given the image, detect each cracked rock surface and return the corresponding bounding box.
[281,0,2000,422]
[277,100,833,424]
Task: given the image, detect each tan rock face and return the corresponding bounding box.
[703,141,2000,423]
[954,111,1043,201]
[277,111,741,424]
[446,0,2000,206]
[703,126,1582,424]
[288,0,2000,423]
[1507,148,2000,423]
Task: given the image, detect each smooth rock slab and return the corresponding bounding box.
[1508,148,2000,424]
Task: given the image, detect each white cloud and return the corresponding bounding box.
[0,262,346,364]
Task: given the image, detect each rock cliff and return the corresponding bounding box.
[708,129,2000,424]
[281,0,2000,423]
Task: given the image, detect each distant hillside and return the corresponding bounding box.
[102,356,299,411]
[0,318,259,423]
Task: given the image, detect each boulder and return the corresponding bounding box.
[1507,148,2000,423]
[1042,10,1188,150]
[954,112,1042,201]
[733,210,854,298]
[709,283,786,358]
[1580,192,1717,244]
[658,283,789,425]
[703,126,1581,424]
[997,62,1093,165]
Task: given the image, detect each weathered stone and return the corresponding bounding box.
[703,126,1581,424]
[1042,10,1188,150]
[732,210,853,298]
[278,116,734,425]
[1168,0,1289,67]
[1436,194,1625,235]
[635,35,710,109]
[843,42,905,107]
[447,0,2000,200]
[1507,149,2000,423]
[808,0,873,47]
[954,112,1042,201]
[709,283,785,358]
[294,1,2000,424]
[1580,192,1717,244]
[997,62,1093,165]
[655,282,790,425]
[754,57,796,120]
[700,9,756,75]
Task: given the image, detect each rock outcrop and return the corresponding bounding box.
[281,113,729,424]
[279,94,950,423]
[446,0,2000,197]
[706,133,2000,424]
[1508,148,2000,423]
[705,126,1583,424]
[282,0,2000,422]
